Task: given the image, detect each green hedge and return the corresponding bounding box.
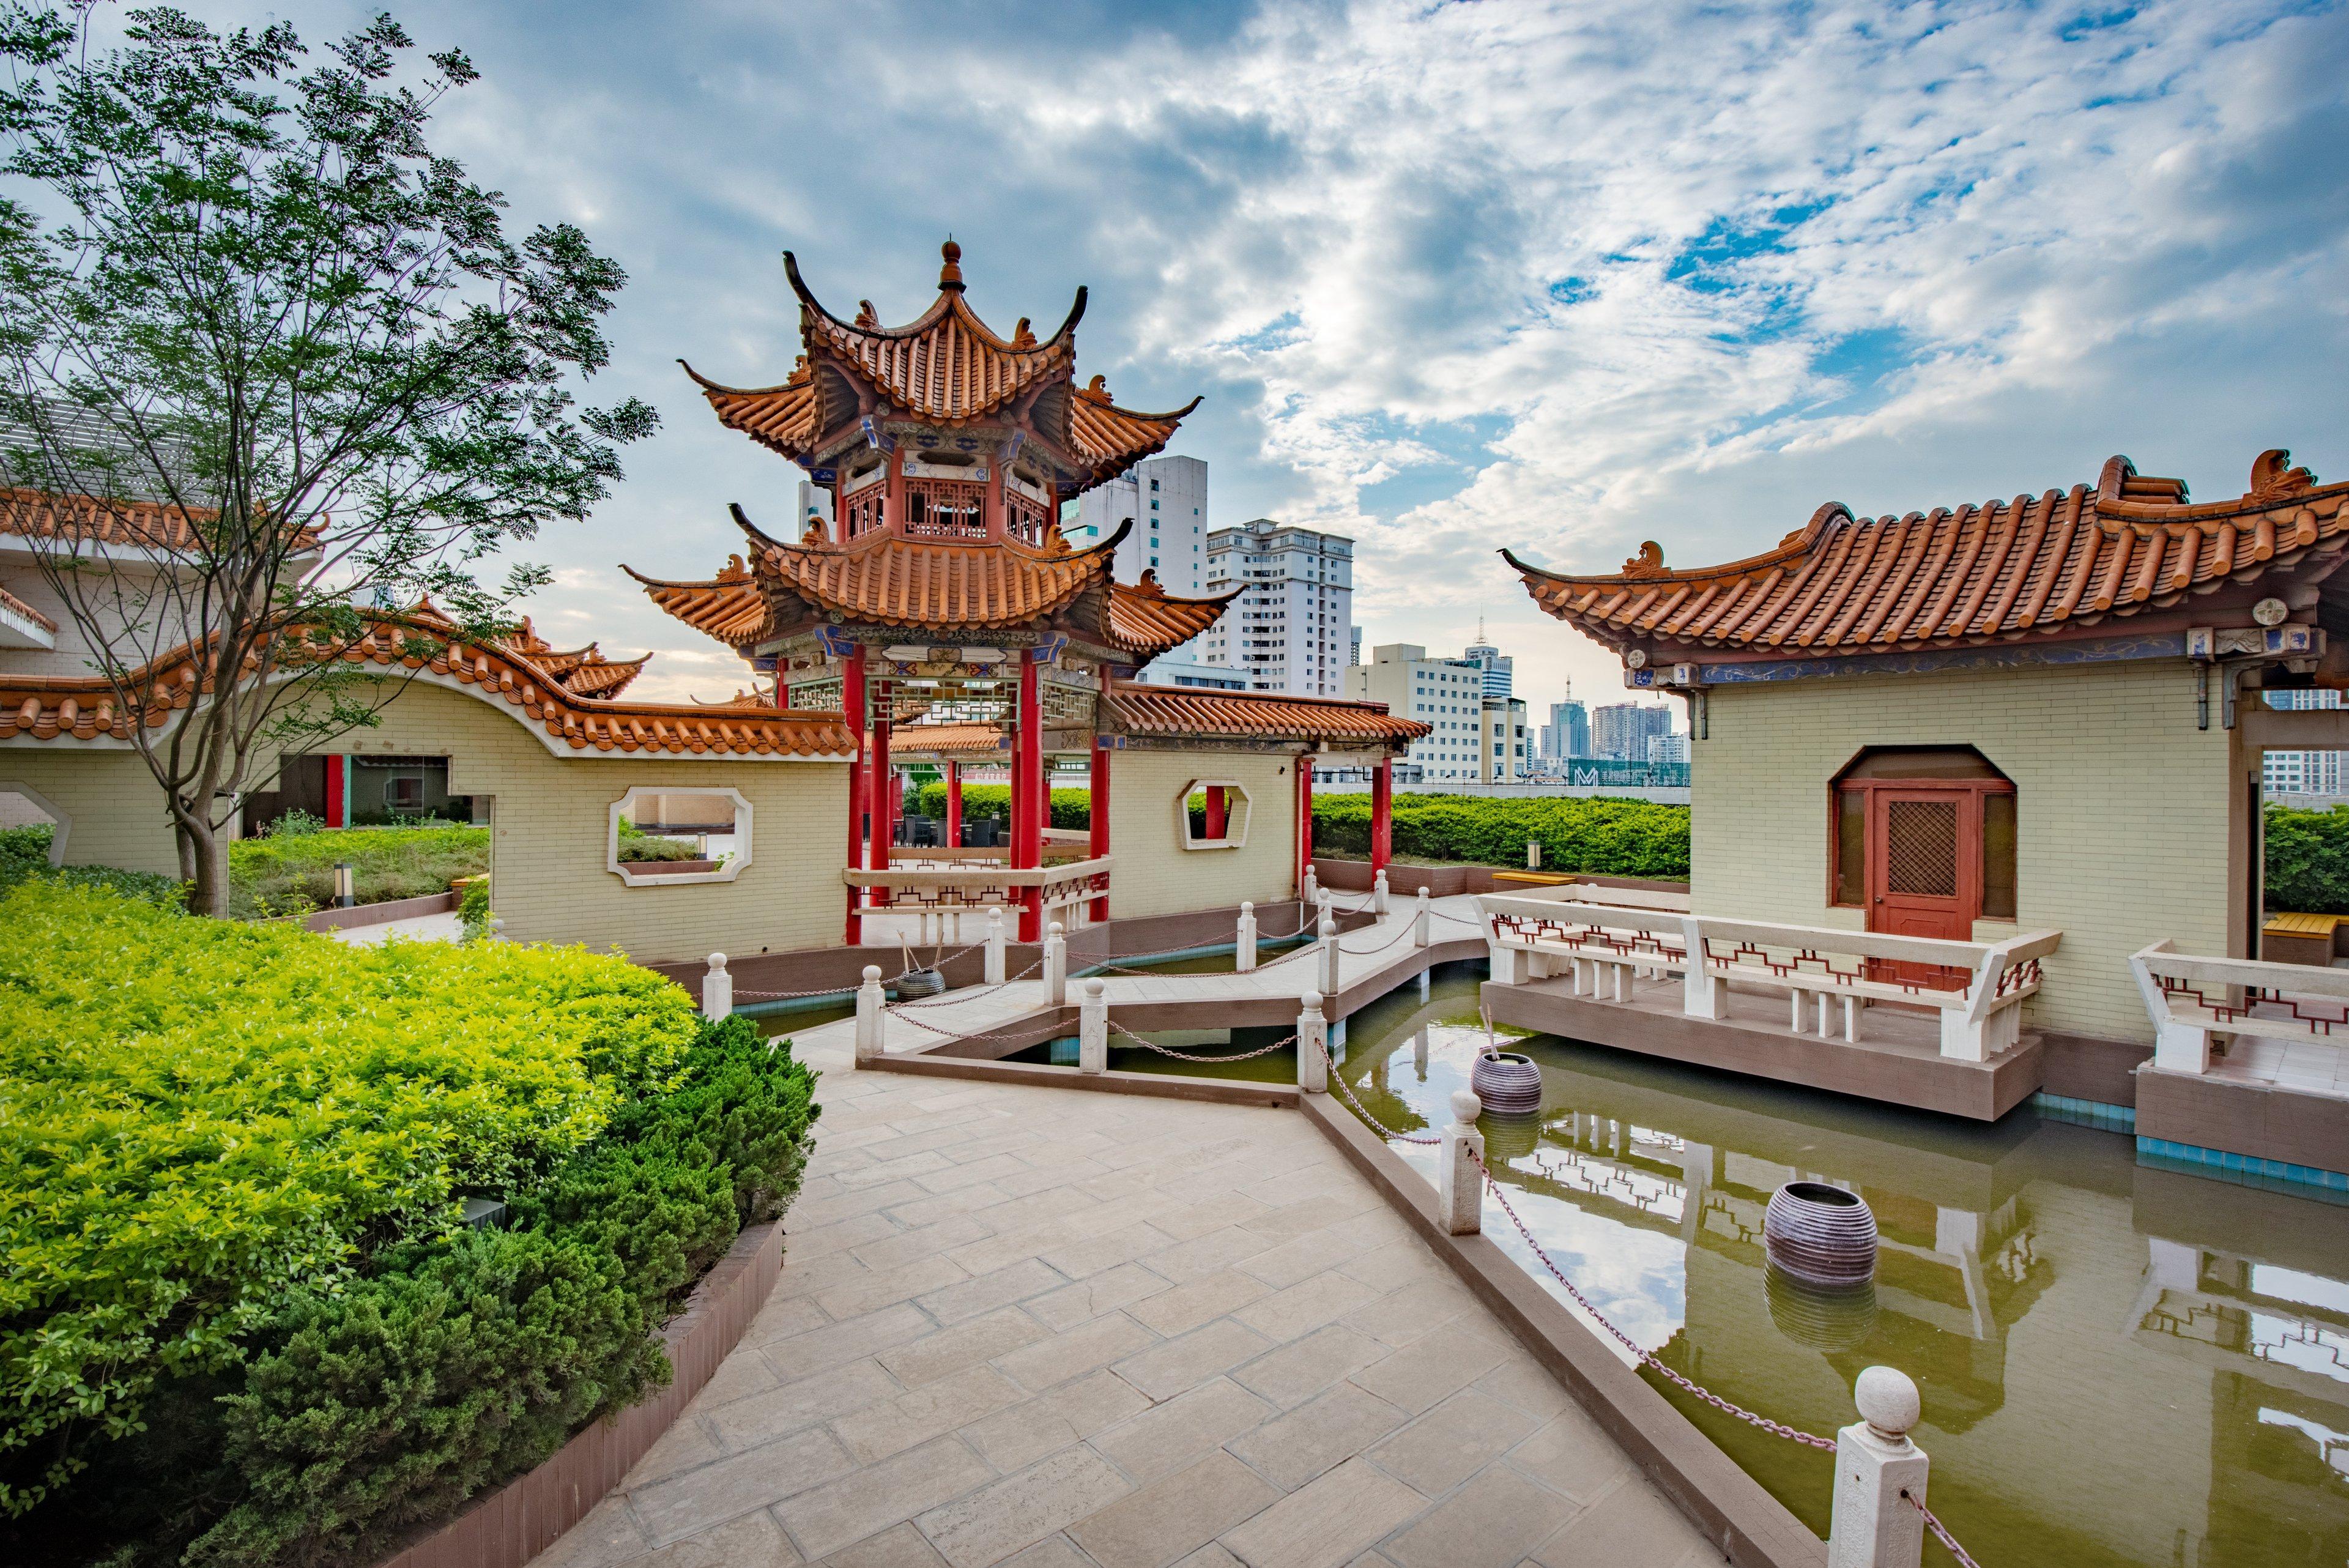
[0,823,184,905]
[1313,793,1690,879]
[226,823,489,918]
[0,879,817,1564]
[910,781,1093,830]
[2265,803,2349,914]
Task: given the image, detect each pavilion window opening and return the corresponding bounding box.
[904,475,988,541]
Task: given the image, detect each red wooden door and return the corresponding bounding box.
[1867,789,1978,988]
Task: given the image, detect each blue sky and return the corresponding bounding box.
[160,1,2349,713]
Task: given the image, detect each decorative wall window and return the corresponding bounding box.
[1828,748,2015,931]
[1179,779,1252,850]
[842,479,885,539]
[608,786,753,886]
[904,477,988,540]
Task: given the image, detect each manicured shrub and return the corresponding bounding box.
[185,1227,664,1568]
[0,822,184,904]
[610,1014,822,1226]
[1312,792,1690,879]
[227,823,489,917]
[910,781,1091,829]
[2265,803,2349,914]
[0,880,699,1514]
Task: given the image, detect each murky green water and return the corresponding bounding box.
[1083,963,2349,1567]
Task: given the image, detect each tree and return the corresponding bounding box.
[0,4,656,915]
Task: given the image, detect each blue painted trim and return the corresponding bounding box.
[2136,1135,2349,1197]
[1698,631,2186,686]
[2029,1092,2136,1132]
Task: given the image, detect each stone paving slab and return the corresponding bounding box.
[535,981,1724,1568]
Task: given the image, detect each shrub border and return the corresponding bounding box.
[374,1219,782,1568]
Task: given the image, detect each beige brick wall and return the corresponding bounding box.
[1107,749,1301,921]
[345,679,849,962]
[1,748,183,875]
[1694,659,2240,1044]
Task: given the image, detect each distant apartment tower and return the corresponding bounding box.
[1464,620,1513,700]
[1647,732,1691,766]
[1480,696,1530,782]
[1541,697,1589,762]
[1071,454,1209,596]
[1593,702,1674,762]
[2262,690,2349,795]
[1348,642,1488,782]
[1200,518,1354,697]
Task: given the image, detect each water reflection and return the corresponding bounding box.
[1106,961,2349,1567]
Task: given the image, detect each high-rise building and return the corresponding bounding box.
[1593,702,1674,762]
[1541,697,1589,762]
[1199,518,1354,697]
[1347,642,1490,782]
[1463,619,1513,700]
[2262,690,2349,795]
[1480,696,1530,782]
[1647,732,1691,766]
[1067,454,1211,674]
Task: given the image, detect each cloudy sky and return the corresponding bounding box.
[160,1,2349,713]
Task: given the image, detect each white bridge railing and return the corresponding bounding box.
[846,855,1111,940]
[2131,940,2349,1072]
[1476,894,2060,1062]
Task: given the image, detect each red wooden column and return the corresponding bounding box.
[869,706,892,875]
[944,761,963,848]
[885,445,905,531]
[841,644,867,945]
[1370,757,1393,879]
[1014,650,1045,941]
[322,754,347,828]
[1295,754,1315,898]
[1088,747,1111,926]
[1204,786,1226,839]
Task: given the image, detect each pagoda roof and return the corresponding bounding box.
[1507,449,2349,656]
[680,242,1198,486]
[629,513,1238,661]
[1105,683,1430,748]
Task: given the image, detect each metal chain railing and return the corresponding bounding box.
[1109,1019,1297,1063]
[1315,1036,1438,1144]
[1907,1492,1984,1568]
[887,953,1042,1010]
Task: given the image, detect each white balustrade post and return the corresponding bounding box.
[1439,1088,1485,1234]
[1078,978,1108,1073]
[1413,886,1430,948]
[1318,909,1342,1001]
[1297,991,1328,1093]
[1827,1367,1930,1568]
[1373,868,1390,916]
[1303,866,1319,908]
[1236,900,1259,973]
[1679,918,1726,1019]
[1044,920,1067,1008]
[702,952,732,1020]
[985,906,1006,985]
[853,964,886,1067]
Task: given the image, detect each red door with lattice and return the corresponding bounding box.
[1868,789,1978,945]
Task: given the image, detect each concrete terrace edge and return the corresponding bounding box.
[1296,1093,1828,1568]
[303,889,461,932]
[864,1051,1300,1110]
[376,1220,784,1568]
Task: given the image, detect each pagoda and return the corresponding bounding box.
[630,243,1417,942]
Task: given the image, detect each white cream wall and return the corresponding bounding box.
[0,555,195,678]
[0,748,182,875]
[1105,748,1300,921]
[344,679,849,961]
[1693,659,2236,1044]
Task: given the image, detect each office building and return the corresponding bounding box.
[1480,696,1530,782]
[1199,518,1354,697]
[1594,702,1674,762]
[1541,697,1589,762]
[1647,732,1691,766]
[1348,642,1490,781]
[2262,689,2349,795]
[1464,619,1513,700]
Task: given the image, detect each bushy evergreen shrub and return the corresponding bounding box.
[0,822,185,904]
[910,781,1091,828]
[2264,803,2349,914]
[1312,792,1690,879]
[226,823,488,917]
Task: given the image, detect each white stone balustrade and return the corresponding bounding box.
[1236,901,1258,972]
[1318,908,1342,1000]
[845,854,1112,942]
[1078,978,1108,1073]
[1413,886,1430,948]
[1044,920,1068,1008]
[2130,940,2349,1072]
[1373,869,1390,915]
[1827,1366,1930,1568]
[853,965,885,1066]
[984,907,1006,985]
[1297,991,1327,1093]
[1476,893,2060,1061]
[701,952,731,1020]
[1439,1088,1484,1235]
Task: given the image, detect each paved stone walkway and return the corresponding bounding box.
[538,993,1721,1568]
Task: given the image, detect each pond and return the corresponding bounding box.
[1072,962,2349,1567]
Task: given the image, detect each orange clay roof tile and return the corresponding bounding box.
[1106,683,1430,746]
[0,582,56,633]
[0,614,851,757]
[1507,450,2349,655]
